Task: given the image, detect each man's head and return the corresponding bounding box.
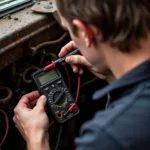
[55,0,150,76]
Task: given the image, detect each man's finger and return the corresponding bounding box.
[23,91,40,101]
[66,55,91,67]
[13,116,17,123]
[79,68,84,75]
[18,91,40,107]
[30,98,39,108]
[35,95,47,109]
[59,41,77,57]
[72,65,79,73]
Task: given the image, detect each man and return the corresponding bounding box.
[13,0,150,150]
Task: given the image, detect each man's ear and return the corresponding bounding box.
[72,19,97,47]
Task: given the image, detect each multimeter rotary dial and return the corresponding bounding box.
[48,87,71,108]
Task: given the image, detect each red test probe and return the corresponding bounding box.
[44,49,80,71]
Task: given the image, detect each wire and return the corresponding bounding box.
[80,77,97,89]
[49,120,55,128]
[75,76,81,102]
[22,66,39,84]
[0,109,9,148]
[67,75,81,113]
[55,126,62,150]
[63,64,71,90]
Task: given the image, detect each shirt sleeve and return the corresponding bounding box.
[74,120,123,150]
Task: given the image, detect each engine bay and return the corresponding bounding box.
[0,1,108,149]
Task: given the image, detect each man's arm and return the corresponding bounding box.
[27,133,50,150]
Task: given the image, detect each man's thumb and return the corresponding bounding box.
[36,95,47,108]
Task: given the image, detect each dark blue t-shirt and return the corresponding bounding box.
[75,60,150,150]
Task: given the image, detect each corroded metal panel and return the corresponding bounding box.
[0,7,64,70]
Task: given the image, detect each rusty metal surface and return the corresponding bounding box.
[0,7,48,48]
[31,0,57,13]
[0,6,64,70]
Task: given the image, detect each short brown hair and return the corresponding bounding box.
[56,0,150,52]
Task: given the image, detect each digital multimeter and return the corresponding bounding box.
[32,68,79,124]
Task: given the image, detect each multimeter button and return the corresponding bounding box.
[51,84,55,88]
[57,81,62,84]
[44,87,49,91]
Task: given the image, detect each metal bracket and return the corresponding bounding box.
[31,0,61,25]
[31,0,57,13]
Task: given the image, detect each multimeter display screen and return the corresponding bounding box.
[38,70,58,85]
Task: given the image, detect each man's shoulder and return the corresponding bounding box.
[89,81,150,126]
[75,82,150,150]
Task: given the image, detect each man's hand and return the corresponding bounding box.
[59,41,115,83]
[13,91,50,150]
[59,41,85,74]
[59,41,99,74]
